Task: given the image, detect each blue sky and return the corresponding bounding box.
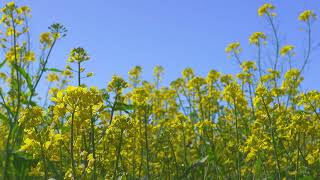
[6,0,320,90]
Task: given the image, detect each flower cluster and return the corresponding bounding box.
[249,32,266,45]
[0,1,320,180]
[258,3,275,16]
[299,10,317,22]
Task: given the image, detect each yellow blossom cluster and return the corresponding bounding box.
[299,10,317,22]
[0,1,320,180]
[249,32,266,45]
[258,3,275,16]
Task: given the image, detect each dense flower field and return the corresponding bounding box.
[0,1,319,179]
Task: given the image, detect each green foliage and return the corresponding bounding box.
[0,1,319,180]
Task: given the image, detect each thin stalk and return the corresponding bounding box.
[35,128,48,179]
[261,97,281,179]
[257,43,262,79]
[70,111,76,179]
[232,97,241,180]
[179,117,188,166]
[295,132,300,180]
[113,130,124,179]
[78,61,81,86]
[300,20,311,73]
[28,39,57,107]
[168,139,179,177]
[90,113,97,180]
[248,82,256,119]
[266,13,280,71]
[3,14,20,179]
[144,108,150,179]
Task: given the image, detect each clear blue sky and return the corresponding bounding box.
[6,0,320,90]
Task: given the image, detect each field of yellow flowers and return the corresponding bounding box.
[0,1,319,179]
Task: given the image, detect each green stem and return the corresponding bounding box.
[70,111,76,179]
[261,97,281,179]
[35,128,48,179]
[90,113,97,180]
[266,13,280,71]
[144,108,150,179]
[232,97,241,180]
[78,61,81,86]
[113,130,123,179]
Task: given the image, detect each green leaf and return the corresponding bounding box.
[0,112,8,122]
[44,67,63,73]
[115,102,135,111]
[21,98,36,106]
[0,59,6,69]
[182,156,208,178]
[12,64,33,91]
[12,150,37,177]
[196,155,208,164]
[301,176,315,180]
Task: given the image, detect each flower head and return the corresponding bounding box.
[299,10,317,22]
[249,32,266,46]
[241,61,257,72]
[280,45,294,56]
[107,75,128,93]
[23,51,35,62]
[225,42,241,55]
[5,2,16,11]
[258,3,275,16]
[86,72,94,77]
[40,32,52,45]
[182,67,194,79]
[46,73,60,83]
[68,47,90,63]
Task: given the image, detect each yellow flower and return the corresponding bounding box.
[18,106,44,127]
[225,42,241,54]
[19,138,36,151]
[62,69,73,77]
[49,87,59,96]
[220,74,233,85]
[187,76,206,90]
[206,70,220,83]
[68,47,90,63]
[241,61,257,72]
[131,87,149,105]
[280,45,294,56]
[46,73,59,82]
[299,10,317,22]
[153,65,164,78]
[306,153,315,165]
[5,2,16,10]
[129,66,142,77]
[258,3,275,16]
[19,6,31,14]
[24,51,35,62]
[51,86,103,117]
[6,27,15,36]
[5,46,21,63]
[182,67,194,79]
[40,32,52,45]
[0,72,7,80]
[249,32,266,45]
[107,75,128,93]
[86,72,94,77]
[128,66,142,86]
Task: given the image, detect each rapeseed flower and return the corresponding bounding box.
[280,45,294,56]
[299,10,317,22]
[258,3,275,16]
[249,32,266,45]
